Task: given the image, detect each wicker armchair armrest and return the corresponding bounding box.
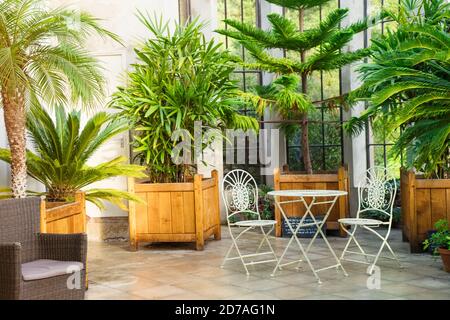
[0,242,22,300]
[38,233,87,265]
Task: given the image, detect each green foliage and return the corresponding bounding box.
[217,0,377,173]
[0,105,147,209]
[346,0,450,178]
[110,15,258,183]
[258,184,275,220]
[361,207,401,224]
[243,74,315,117]
[217,3,377,76]
[266,0,334,10]
[423,219,450,254]
[0,0,121,108]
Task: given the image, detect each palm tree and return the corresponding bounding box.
[0,0,120,198]
[346,0,450,178]
[0,104,147,209]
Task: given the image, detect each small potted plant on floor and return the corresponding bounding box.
[423,219,450,273]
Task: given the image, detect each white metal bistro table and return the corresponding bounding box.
[267,189,348,284]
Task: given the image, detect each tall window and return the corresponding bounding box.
[217,0,265,182]
[366,0,402,175]
[284,1,344,172]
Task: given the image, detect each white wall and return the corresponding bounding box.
[0,0,179,217]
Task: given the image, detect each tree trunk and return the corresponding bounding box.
[299,8,313,174]
[1,88,27,198]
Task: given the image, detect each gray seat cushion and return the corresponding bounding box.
[22,259,84,281]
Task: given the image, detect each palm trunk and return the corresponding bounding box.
[2,88,27,198]
[299,8,313,174]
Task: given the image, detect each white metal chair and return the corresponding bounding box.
[221,169,278,275]
[338,166,402,274]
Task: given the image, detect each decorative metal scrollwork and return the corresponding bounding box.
[222,169,258,214]
[359,166,396,213]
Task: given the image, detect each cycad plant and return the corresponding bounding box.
[0,105,147,209]
[0,0,120,198]
[110,15,258,183]
[217,0,378,173]
[346,0,450,178]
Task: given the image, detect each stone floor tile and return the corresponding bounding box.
[84,227,450,300]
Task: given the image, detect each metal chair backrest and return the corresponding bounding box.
[222,169,260,222]
[357,166,397,221]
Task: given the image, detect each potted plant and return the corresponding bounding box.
[423,219,450,273]
[217,0,379,236]
[109,15,258,250]
[0,105,146,233]
[345,0,450,252]
[0,0,120,199]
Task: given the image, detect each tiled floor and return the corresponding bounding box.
[86,227,450,300]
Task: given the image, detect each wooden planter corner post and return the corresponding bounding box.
[212,169,221,241]
[194,174,204,250]
[273,166,350,237]
[129,170,221,251]
[128,177,138,251]
[274,167,281,237]
[401,168,450,253]
[337,165,350,237]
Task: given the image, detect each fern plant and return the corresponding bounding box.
[346,0,450,178]
[0,105,147,210]
[217,0,379,173]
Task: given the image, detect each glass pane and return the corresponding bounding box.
[242,0,257,25]
[308,72,322,101]
[324,123,341,145]
[323,106,340,122]
[304,6,321,30]
[322,70,340,99]
[386,145,402,178]
[288,147,304,171]
[286,125,301,146]
[324,146,342,171]
[230,72,244,90]
[310,147,324,171]
[373,146,386,167]
[308,123,323,145]
[243,72,260,91]
[369,0,383,16]
[322,0,339,17]
[217,0,227,45]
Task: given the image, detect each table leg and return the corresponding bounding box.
[300,196,348,277]
[271,197,321,283]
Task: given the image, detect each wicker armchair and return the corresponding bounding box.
[0,197,87,300]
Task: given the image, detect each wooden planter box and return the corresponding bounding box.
[40,192,87,234]
[128,170,221,251]
[273,166,350,237]
[401,169,450,253]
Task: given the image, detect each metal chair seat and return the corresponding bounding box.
[235,220,277,227]
[338,218,383,226]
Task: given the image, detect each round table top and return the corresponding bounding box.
[267,189,348,198]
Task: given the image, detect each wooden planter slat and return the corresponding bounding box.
[40,192,86,234]
[274,166,350,237]
[129,170,221,251]
[401,169,450,252]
